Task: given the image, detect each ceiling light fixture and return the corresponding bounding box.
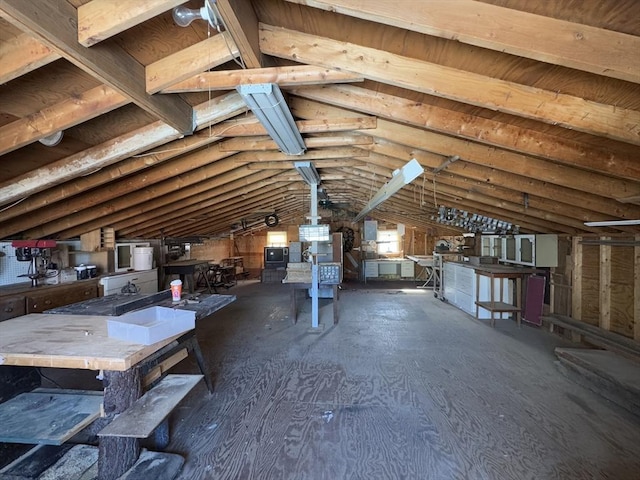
[294,161,320,186]
[237,83,306,156]
[584,219,640,227]
[353,158,424,223]
[39,131,64,147]
[172,0,219,28]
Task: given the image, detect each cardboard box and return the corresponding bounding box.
[107,306,195,345]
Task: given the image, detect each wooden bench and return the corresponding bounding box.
[98,374,202,440]
[542,314,640,360]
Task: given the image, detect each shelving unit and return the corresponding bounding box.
[473,266,537,327]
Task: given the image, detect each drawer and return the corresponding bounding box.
[0,295,26,321]
[26,285,98,313]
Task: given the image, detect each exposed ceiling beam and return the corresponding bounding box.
[77,0,187,47]
[0,122,182,207]
[290,85,640,182]
[215,0,262,68]
[207,114,376,137]
[0,0,195,134]
[161,65,363,92]
[0,32,60,84]
[0,85,128,155]
[116,172,282,236]
[260,24,640,145]
[219,133,373,151]
[283,0,640,84]
[146,32,239,94]
[290,97,640,219]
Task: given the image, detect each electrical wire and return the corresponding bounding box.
[36,367,64,389]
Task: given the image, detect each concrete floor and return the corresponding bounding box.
[162,280,640,480]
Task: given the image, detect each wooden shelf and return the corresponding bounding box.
[475,301,521,313]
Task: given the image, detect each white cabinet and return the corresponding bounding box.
[99,269,158,296]
[400,261,414,278]
[480,235,503,258]
[501,234,557,267]
[443,262,510,319]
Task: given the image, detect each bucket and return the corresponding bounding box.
[132,247,154,270]
[170,279,182,302]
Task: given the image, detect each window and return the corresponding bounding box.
[267,231,287,247]
[377,230,400,254]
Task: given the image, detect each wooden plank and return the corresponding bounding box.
[162,65,363,92]
[98,374,202,438]
[610,243,635,339]
[572,237,583,322]
[143,348,189,387]
[0,390,103,445]
[599,237,612,331]
[0,0,194,134]
[78,0,185,47]
[543,315,640,359]
[146,33,239,94]
[260,24,640,145]
[291,84,640,182]
[0,314,183,371]
[215,0,262,68]
[0,444,73,477]
[0,32,60,84]
[636,235,640,341]
[0,121,181,208]
[0,85,128,156]
[581,244,601,326]
[283,0,640,84]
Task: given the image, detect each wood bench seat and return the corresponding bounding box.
[98,374,202,439]
[542,314,640,360]
[0,388,103,445]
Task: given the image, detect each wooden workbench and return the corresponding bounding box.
[0,292,235,480]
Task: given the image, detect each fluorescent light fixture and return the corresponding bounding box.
[237,83,306,155]
[294,161,321,186]
[584,219,640,227]
[353,158,424,222]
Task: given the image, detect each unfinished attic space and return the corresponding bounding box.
[0,0,639,478]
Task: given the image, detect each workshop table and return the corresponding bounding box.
[0,292,235,480]
[163,259,212,293]
[406,255,439,289]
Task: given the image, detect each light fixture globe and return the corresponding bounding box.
[172,6,206,27]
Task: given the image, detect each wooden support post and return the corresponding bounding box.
[99,369,142,480]
[599,236,611,331]
[571,237,583,322]
[635,235,640,341]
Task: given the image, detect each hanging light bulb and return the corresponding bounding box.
[172,1,219,28]
[172,6,206,27]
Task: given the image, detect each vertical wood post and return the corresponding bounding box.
[635,235,640,341]
[571,236,582,321]
[99,369,142,480]
[599,236,611,331]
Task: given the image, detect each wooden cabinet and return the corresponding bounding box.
[25,282,98,313]
[0,295,25,322]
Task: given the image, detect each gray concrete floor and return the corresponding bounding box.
[165,279,640,480]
